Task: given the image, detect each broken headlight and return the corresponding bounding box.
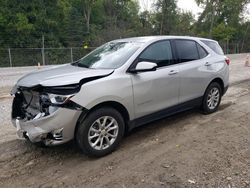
[40,93,82,114]
[39,84,81,106]
[48,94,74,105]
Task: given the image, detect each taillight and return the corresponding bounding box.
[225,57,230,65]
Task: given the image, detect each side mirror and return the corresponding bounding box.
[130,61,157,73]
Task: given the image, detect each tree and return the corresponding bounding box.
[0,0,250,53]
[82,0,96,34]
[195,0,250,37]
[155,0,178,35]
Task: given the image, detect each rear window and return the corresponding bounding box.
[175,40,199,63]
[201,40,224,55]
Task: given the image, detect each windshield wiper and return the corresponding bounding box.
[77,63,89,68]
[71,61,88,68]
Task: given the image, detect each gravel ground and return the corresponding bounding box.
[0,99,13,144]
[0,54,250,187]
[0,66,37,90]
[0,65,53,96]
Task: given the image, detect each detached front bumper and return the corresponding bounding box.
[12,107,83,146]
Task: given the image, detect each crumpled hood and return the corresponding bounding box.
[16,64,114,87]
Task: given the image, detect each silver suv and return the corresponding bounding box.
[11,36,229,157]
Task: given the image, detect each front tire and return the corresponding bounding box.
[202,82,222,114]
[76,107,125,157]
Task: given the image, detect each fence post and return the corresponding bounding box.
[70,48,73,62]
[42,35,45,65]
[226,39,229,54]
[8,48,12,67]
[223,43,226,54]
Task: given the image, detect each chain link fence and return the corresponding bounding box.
[0,47,95,67]
[220,41,250,55]
[0,43,249,67]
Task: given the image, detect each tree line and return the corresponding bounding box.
[0,0,250,53]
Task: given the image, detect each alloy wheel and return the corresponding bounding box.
[207,87,220,110]
[88,116,119,150]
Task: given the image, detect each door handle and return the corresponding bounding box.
[205,62,212,66]
[168,70,178,75]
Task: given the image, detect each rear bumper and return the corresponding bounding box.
[12,108,83,146]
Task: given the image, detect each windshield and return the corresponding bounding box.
[74,42,141,69]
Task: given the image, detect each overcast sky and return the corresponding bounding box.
[139,0,250,20]
[139,0,203,17]
[177,0,203,17]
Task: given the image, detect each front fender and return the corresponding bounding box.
[71,74,135,120]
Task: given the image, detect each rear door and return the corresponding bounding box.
[173,39,211,103]
[130,40,180,118]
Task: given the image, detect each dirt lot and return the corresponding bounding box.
[0,55,250,188]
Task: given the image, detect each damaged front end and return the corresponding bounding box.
[12,84,83,120]
[11,84,85,145]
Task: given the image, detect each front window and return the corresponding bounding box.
[138,40,174,67]
[74,42,141,69]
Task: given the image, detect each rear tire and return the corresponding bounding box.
[76,107,125,157]
[202,82,222,114]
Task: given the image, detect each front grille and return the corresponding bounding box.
[12,92,25,119]
[12,90,42,120]
[22,90,40,110]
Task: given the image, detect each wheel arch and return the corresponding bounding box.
[207,77,225,94]
[74,101,130,138]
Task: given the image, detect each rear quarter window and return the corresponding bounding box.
[197,43,208,58]
[201,40,224,55]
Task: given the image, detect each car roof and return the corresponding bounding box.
[111,36,217,43]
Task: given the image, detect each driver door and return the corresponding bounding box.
[130,40,180,119]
